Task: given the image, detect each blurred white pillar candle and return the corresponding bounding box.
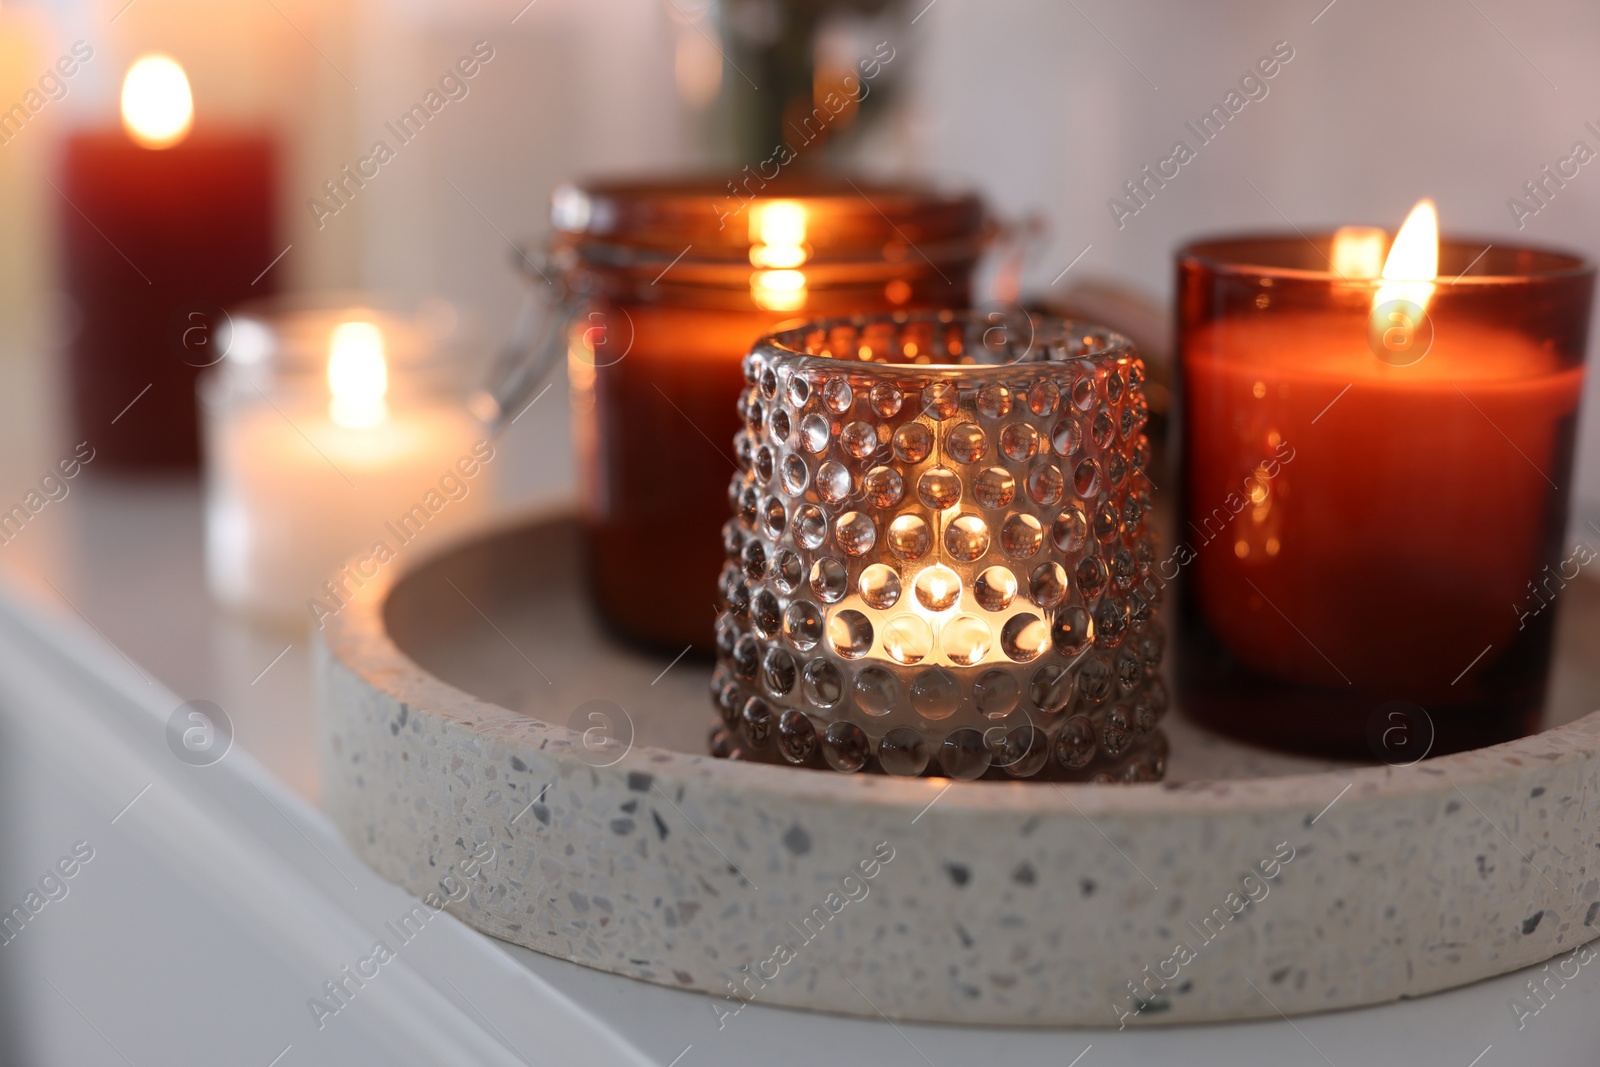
[202,304,491,629]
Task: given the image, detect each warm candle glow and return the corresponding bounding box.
[121,54,194,149]
[751,200,809,309]
[1374,198,1439,317]
[751,201,807,256]
[327,321,388,428]
[1331,225,1386,279]
[913,564,963,613]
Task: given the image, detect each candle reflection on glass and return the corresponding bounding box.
[1177,201,1593,758]
[202,303,490,629]
[749,200,809,311]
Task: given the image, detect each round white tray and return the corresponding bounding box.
[314,508,1600,1027]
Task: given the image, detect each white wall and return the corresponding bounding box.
[313,0,1600,514]
[327,0,693,505]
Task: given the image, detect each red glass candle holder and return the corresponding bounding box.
[1175,235,1593,758]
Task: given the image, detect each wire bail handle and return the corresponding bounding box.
[471,241,575,432]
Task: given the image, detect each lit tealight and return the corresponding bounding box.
[327,321,388,429]
[121,54,194,149]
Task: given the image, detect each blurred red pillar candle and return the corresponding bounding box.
[1177,200,1593,757]
[60,53,277,468]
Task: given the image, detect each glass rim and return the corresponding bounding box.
[1177,231,1596,286]
[750,309,1139,376]
[551,173,988,257]
[213,291,474,377]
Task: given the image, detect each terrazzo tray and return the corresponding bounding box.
[314,508,1600,1027]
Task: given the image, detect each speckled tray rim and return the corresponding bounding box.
[315,503,1600,1026]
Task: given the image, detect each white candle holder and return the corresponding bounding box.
[200,297,493,629]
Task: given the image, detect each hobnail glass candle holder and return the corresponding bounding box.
[709,310,1169,782]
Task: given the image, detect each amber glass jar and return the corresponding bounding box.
[1175,234,1592,758]
[552,176,986,652]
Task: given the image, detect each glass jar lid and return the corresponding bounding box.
[547,174,989,298]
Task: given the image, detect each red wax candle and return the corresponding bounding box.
[60,54,276,468]
[1176,210,1593,758]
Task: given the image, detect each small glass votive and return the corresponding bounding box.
[710,311,1169,782]
[1176,229,1594,757]
[200,297,492,629]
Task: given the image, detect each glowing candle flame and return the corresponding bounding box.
[327,321,388,429]
[1374,198,1439,317]
[750,200,809,310]
[121,55,194,149]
